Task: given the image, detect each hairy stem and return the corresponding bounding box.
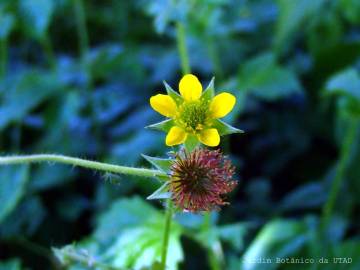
[160,200,173,270]
[176,22,190,75]
[0,154,167,179]
[321,118,358,229]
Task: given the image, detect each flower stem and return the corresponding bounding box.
[204,213,223,270]
[160,200,173,270]
[0,154,167,179]
[321,118,358,229]
[176,22,190,75]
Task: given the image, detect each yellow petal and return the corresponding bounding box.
[179,74,202,101]
[166,126,187,146]
[198,128,220,147]
[209,92,236,118]
[150,94,177,117]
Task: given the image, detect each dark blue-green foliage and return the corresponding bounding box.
[0,0,360,269]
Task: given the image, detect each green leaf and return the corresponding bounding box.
[325,68,360,101]
[0,258,22,270]
[237,53,302,101]
[146,119,175,133]
[142,154,173,173]
[212,119,244,136]
[104,218,183,270]
[94,196,161,244]
[147,182,171,200]
[164,81,183,105]
[201,77,215,101]
[0,165,29,224]
[0,12,14,40]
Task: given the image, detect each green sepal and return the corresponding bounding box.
[201,77,215,101]
[147,182,172,200]
[164,81,183,105]
[146,119,174,133]
[213,119,244,136]
[141,154,173,173]
[184,135,200,152]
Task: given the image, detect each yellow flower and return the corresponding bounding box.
[150,74,236,147]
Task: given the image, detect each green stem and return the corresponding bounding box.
[160,200,173,270]
[176,22,190,75]
[0,38,7,78]
[204,213,222,270]
[0,154,167,179]
[321,119,358,229]
[73,0,89,61]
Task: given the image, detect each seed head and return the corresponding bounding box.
[169,148,237,212]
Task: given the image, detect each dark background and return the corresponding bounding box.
[0,0,360,269]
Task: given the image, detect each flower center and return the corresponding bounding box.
[176,100,210,133]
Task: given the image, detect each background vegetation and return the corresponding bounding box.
[1,0,360,269]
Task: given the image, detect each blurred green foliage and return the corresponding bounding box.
[0,0,360,269]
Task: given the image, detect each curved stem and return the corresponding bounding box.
[0,154,167,179]
[160,200,173,270]
[176,22,190,75]
[321,118,358,229]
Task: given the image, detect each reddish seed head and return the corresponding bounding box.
[169,148,237,212]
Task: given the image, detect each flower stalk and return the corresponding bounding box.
[0,154,167,179]
[160,200,173,270]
